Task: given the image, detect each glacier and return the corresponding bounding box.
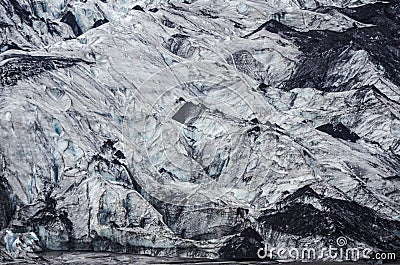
[0,0,399,262]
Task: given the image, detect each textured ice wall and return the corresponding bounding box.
[0,0,399,262]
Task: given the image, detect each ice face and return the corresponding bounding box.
[0,0,400,262]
